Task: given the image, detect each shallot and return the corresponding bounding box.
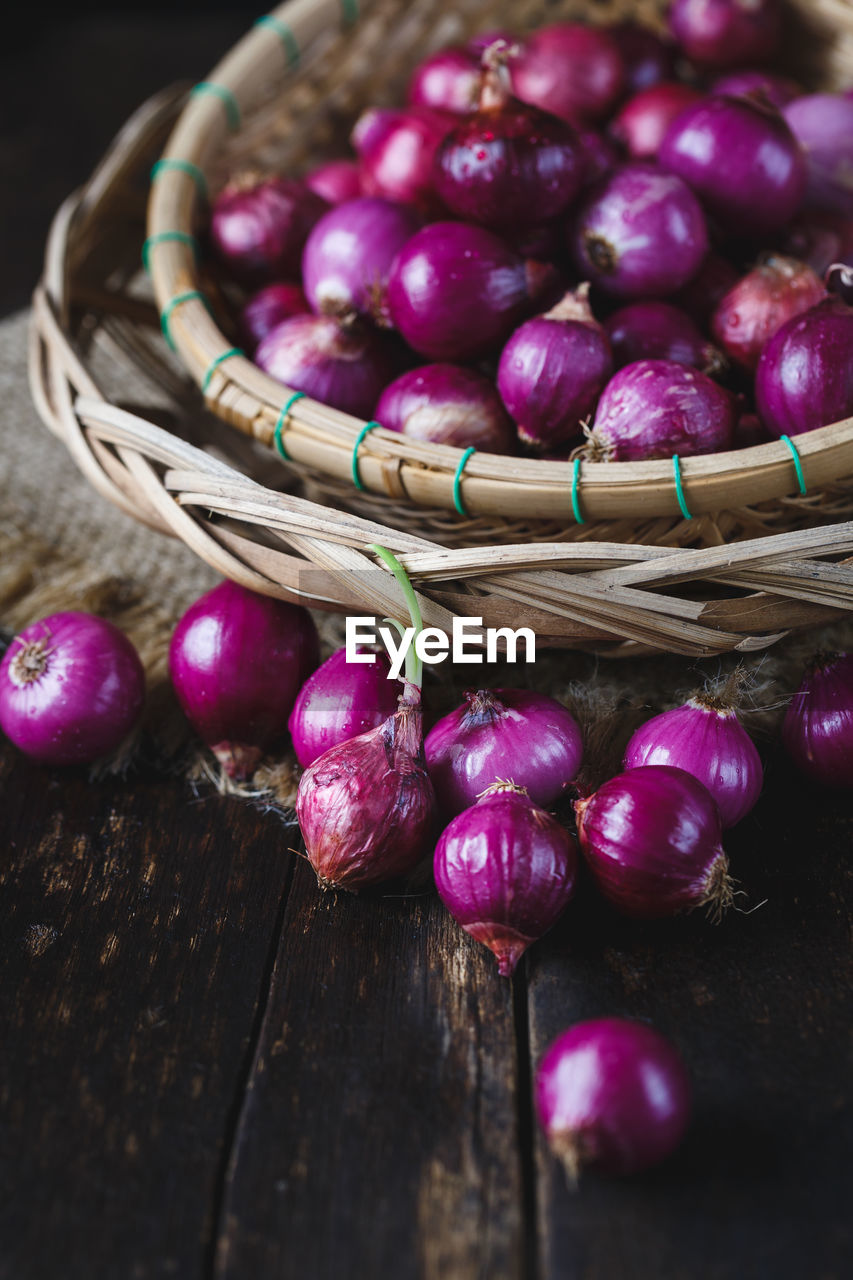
[210,175,328,285]
[755,298,853,437]
[511,24,625,124]
[352,105,450,210]
[604,300,721,372]
[782,652,853,787]
[589,359,734,460]
[288,646,400,769]
[376,364,515,452]
[711,255,826,371]
[668,0,781,70]
[783,94,853,217]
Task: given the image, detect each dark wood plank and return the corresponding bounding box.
[213,860,525,1280]
[528,755,853,1280]
[0,743,292,1280]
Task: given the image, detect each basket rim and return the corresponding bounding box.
[146,0,853,525]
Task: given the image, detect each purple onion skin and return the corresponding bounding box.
[571,164,709,299]
[352,106,450,211]
[434,784,579,975]
[210,177,328,286]
[674,251,740,324]
[711,255,826,372]
[610,22,678,95]
[407,46,481,115]
[497,290,613,448]
[376,364,515,452]
[669,0,781,70]
[659,96,806,236]
[536,1018,692,1178]
[604,300,721,372]
[623,697,763,828]
[712,69,800,109]
[0,612,145,766]
[387,221,549,361]
[575,765,731,919]
[511,24,625,124]
[577,128,622,188]
[296,684,436,891]
[304,159,363,205]
[425,688,583,820]
[239,282,309,352]
[783,95,853,217]
[255,313,398,419]
[169,581,319,779]
[301,197,423,324]
[288,646,400,769]
[592,359,734,460]
[755,300,853,438]
[783,653,853,787]
[609,83,703,160]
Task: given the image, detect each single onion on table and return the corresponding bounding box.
[782,652,853,787]
[587,359,735,461]
[376,364,515,452]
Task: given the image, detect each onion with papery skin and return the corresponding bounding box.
[239,282,309,352]
[169,581,319,779]
[511,23,625,124]
[301,197,422,324]
[755,299,853,438]
[590,359,734,461]
[434,46,586,234]
[605,300,722,372]
[497,286,613,448]
[659,95,806,236]
[609,83,702,160]
[783,94,853,217]
[712,68,800,109]
[255,313,398,419]
[352,106,450,210]
[296,682,435,891]
[425,688,583,819]
[782,652,853,787]
[434,781,579,975]
[575,765,734,919]
[387,221,554,361]
[571,164,709,299]
[376,364,515,452]
[711,255,826,371]
[536,1018,692,1180]
[210,176,328,286]
[407,45,481,115]
[304,159,363,205]
[288,646,400,769]
[623,690,763,828]
[0,612,145,766]
[610,22,677,94]
[669,0,781,70]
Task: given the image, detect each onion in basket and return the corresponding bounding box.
[589,359,735,461]
[352,105,450,211]
[376,364,515,452]
[210,175,328,286]
[668,0,781,70]
[510,23,625,123]
[756,298,853,438]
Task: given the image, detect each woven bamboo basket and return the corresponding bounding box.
[27,4,853,657]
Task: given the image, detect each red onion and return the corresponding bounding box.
[609,22,677,94]
[376,363,515,452]
[301,197,422,325]
[674,250,740,324]
[433,781,579,975]
[386,221,554,360]
[352,106,450,210]
[609,83,702,160]
[510,24,625,124]
[497,286,613,449]
[669,0,781,70]
[711,254,826,371]
[782,652,853,787]
[406,46,481,115]
[623,689,763,828]
[536,1018,692,1179]
[296,682,435,891]
[0,612,145,766]
[434,47,586,234]
[169,580,319,779]
[712,68,800,109]
[304,159,363,205]
[425,687,583,819]
[755,299,853,437]
[571,164,709,299]
[782,210,853,278]
[210,175,328,286]
[254,313,398,419]
[659,95,806,236]
[239,282,309,352]
[288,646,400,769]
[783,94,853,217]
[604,300,722,372]
[590,359,734,461]
[575,765,733,918]
[576,127,622,188]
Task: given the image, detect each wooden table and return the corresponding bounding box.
[2,15,852,1279]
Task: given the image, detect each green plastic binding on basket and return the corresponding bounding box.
[190,81,241,131]
[453,447,476,517]
[672,454,693,521]
[273,391,306,460]
[352,421,380,490]
[142,231,200,274]
[340,0,359,25]
[160,290,211,351]
[779,434,808,496]
[150,158,208,200]
[201,348,244,395]
[570,456,585,525]
[255,13,300,64]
